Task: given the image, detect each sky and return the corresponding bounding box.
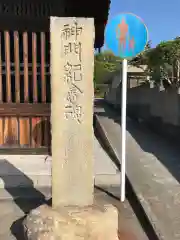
[107,0,180,47]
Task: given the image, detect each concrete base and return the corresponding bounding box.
[23,203,119,240]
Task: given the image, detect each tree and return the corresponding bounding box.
[94,50,121,85]
[94,50,122,97]
[130,38,180,89]
[128,40,152,75]
[146,38,180,88]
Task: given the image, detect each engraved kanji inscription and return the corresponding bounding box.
[63,42,82,62]
[66,84,83,104]
[61,20,84,124]
[64,62,82,84]
[64,104,83,123]
[61,21,82,40]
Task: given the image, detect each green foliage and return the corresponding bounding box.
[146,38,180,88]
[94,50,121,85]
[93,50,121,98]
[130,38,180,89]
[129,40,152,73]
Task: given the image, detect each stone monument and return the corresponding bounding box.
[51,17,94,207]
[23,17,119,240]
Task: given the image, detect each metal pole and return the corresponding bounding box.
[121,59,128,202]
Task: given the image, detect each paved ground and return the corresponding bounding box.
[95,100,180,240]
[0,188,149,240]
[0,135,118,191]
[0,132,148,239]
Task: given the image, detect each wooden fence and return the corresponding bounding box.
[0,31,51,154]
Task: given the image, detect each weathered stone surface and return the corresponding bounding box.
[50,17,95,207]
[23,204,119,240]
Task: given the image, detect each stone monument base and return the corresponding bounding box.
[23,203,119,240]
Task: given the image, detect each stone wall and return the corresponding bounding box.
[105,82,180,142]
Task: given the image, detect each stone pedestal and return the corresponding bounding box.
[23,204,119,240]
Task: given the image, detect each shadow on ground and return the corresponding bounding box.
[95,99,180,185]
[0,160,51,240]
[0,104,168,240]
[0,143,148,240]
[0,159,133,240]
[94,99,163,240]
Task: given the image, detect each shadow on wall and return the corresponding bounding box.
[106,83,180,142]
[32,119,51,150]
[0,118,51,151]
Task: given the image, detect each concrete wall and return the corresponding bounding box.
[105,81,180,141]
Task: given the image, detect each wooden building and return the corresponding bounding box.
[0,0,110,153]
